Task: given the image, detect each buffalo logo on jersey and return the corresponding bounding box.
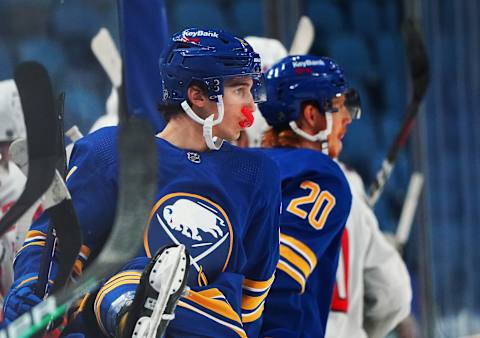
[145,193,233,287]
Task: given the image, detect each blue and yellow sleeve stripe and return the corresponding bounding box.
[277,233,318,294]
[241,275,275,323]
[94,270,142,336]
[13,230,47,264]
[178,288,247,338]
[72,245,91,278]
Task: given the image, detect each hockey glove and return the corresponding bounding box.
[3,273,43,323]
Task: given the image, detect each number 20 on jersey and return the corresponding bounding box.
[286,180,336,230]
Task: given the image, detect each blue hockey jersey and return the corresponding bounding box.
[260,148,352,338]
[10,127,281,338]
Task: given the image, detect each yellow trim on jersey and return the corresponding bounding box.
[25,230,47,240]
[242,275,275,293]
[185,289,242,324]
[196,288,225,299]
[277,260,306,294]
[73,260,83,276]
[241,302,265,323]
[177,300,247,338]
[280,244,311,278]
[280,233,317,269]
[17,276,38,288]
[144,192,233,273]
[16,241,45,256]
[94,273,141,336]
[241,291,269,311]
[66,166,78,181]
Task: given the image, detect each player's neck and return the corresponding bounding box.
[157,114,209,152]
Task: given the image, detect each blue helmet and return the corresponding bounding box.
[159,28,266,104]
[259,55,360,127]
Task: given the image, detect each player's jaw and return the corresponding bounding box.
[327,110,351,158]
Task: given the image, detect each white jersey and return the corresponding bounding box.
[325,164,412,338]
[0,162,28,296]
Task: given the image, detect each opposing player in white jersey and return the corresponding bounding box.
[239,37,412,337]
[326,164,412,338]
[0,80,33,299]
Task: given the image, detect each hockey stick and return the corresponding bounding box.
[1,116,157,338]
[91,28,122,89]
[36,92,83,298]
[367,19,430,207]
[395,172,424,247]
[289,16,315,55]
[91,27,129,124]
[0,62,57,236]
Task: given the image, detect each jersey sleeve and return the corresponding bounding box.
[263,165,352,337]
[362,203,412,338]
[12,129,118,288]
[239,156,281,337]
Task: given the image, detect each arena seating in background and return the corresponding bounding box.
[17,38,67,79]
[307,1,346,35]
[170,0,229,32]
[327,33,379,86]
[350,0,382,41]
[0,42,14,79]
[232,0,263,37]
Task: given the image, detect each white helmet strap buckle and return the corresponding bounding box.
[181,95,225,150]
[289,111,333,155]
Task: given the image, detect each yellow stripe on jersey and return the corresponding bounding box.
[185,289,242,324]
[196,288,225,300]
[16,241,45,255]
[280,244,312,278]
[178,300,247,338]
[72,245,91,276]
[17,276,38,288]
[241,291,269,311]
[17,276,53,289]
[280,233,317,269]
[66,166,78,181]
[94,271,142,336]
[277,260,306,294]
[242,275,275,293]
[241,302,265,323]
[25,230,47,240]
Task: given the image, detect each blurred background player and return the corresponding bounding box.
[258,55,355,337]
[326,162,412,338]
[3,28,282,338]
[0,79,28,301]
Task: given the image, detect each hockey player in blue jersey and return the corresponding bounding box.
[3,28,281,338]
[258,55,361,337]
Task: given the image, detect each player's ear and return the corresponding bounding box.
[187,85,208,108]
[302,104,319,128]
[298,104,327,134]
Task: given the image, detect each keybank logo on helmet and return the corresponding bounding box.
[184,30,219,38]
[292,59,325,68]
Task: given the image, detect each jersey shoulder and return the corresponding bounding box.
[69,126,119,175]
[264,148,349,191]
[220,143,281,197]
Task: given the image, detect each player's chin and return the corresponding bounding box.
[221,129,241,142]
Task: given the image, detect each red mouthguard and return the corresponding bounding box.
[239,106,254,128]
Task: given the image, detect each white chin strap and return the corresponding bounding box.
[180,95,225,150]
[289,111,333,155]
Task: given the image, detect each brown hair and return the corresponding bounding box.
[261,127,302,148]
